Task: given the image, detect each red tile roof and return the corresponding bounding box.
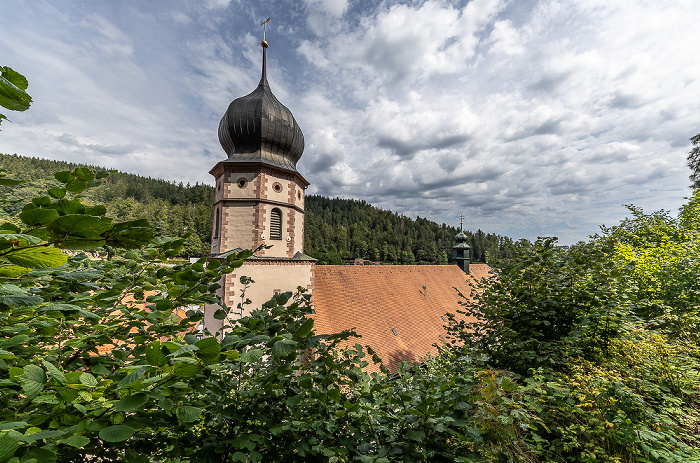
[312,264,491,374]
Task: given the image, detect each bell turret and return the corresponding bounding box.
[452,230,470,274]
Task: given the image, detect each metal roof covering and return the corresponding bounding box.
[217,45,304,173]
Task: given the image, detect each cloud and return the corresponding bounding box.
[55,133,138,155]
[1,0,698,245]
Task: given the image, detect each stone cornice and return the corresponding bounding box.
[209,160,309,187]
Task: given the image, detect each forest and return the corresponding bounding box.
[0,153,513,263]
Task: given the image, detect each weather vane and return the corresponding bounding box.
[459,214,464,231]
[260,17,270,48]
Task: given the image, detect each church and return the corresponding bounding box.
[202,38,489,373]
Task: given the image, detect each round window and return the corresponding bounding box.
[237,177,247,188]
[273,182,283,193]
[297,191,301,200]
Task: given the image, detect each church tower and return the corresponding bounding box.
[204,36,315,333]
[210,39,308,258]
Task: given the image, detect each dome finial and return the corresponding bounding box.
[260,17,270,85]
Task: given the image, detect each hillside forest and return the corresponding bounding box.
[0,153,513,263]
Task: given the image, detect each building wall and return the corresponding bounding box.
[203,260,315,337]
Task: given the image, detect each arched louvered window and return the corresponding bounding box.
[270,208,282,240]
[213,208,220,239]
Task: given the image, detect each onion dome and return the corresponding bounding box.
[218,41,304,172]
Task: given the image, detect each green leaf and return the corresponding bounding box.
[175,406,202,423]
[0,289,41,307]
[0,334,30,348]
[20,365,45,399]
[0,74,31,112]
[271,339,297,357]
[79,373,97,386]
[293,317,315,340]
[1,66,29,90]
[31,196,51,207]
[47,187,66,199]
[48,199,84,215]
[23,429,65,443]
[0,265,30,278]
[405,429,425,442]
[115,393,149,412]
[173,360,200,378]
[0,349,14,359]
[48,215,113,239]
[0,223,21,233]
[42,361,66,385]
[62,435,90,448]
[0,434,18,462]
[85,205,107,216]
[0,233,41,245]
[239,348,264,363]
[54,269,104,281]
[195,337,220,358]
[0,422,28,431]
[39,303,100,320]
[19,208,59,226]
[98,425,134,443]
[105,219,154,249]
[24,447,57,463]
[54,171,72,183]
[327,388,342,402]
[66,179,88,194]
[5,247,67,269]
[118,366,147,388]
[145,342,167,366]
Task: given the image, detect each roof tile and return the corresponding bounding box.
[312,264,490,373]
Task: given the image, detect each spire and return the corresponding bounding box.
[259,44,268,87]
[260,17,270,87]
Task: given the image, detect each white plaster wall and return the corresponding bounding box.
[222,262,314,321]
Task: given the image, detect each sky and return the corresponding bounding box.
[1,0,699,244]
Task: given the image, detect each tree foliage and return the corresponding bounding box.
[0,154,514,263]
[2,167,699,462]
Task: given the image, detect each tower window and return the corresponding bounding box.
[270,208,282,240]
[237,177,247,188]
[213,208,220,239]
[273,182,283,193]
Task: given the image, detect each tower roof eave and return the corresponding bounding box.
[209,160,309,187]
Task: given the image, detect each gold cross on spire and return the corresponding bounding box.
[260,17,270,47]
